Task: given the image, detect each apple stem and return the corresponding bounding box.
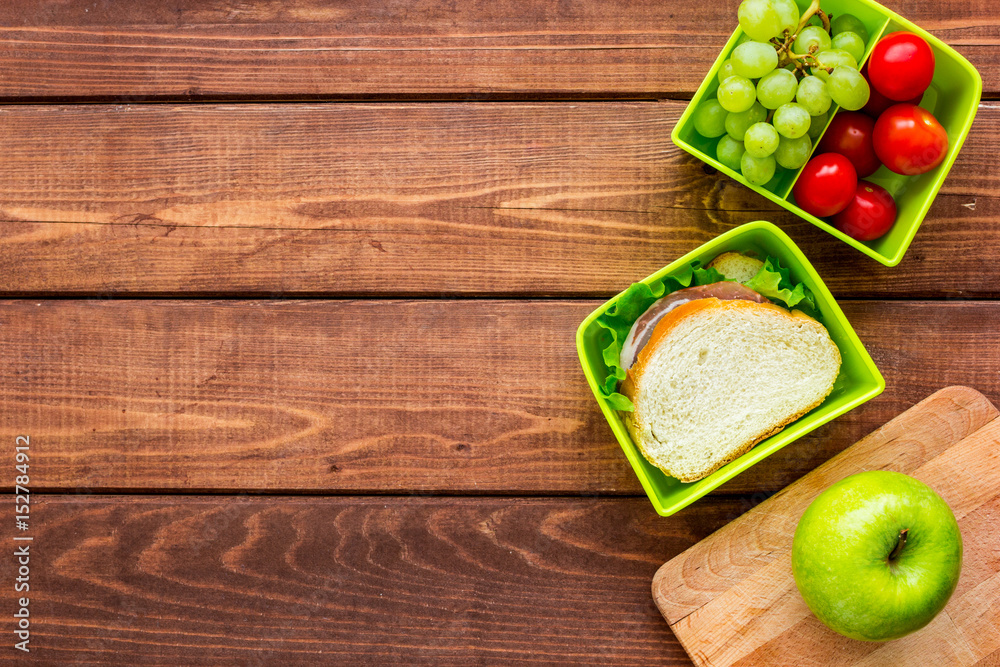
[888,528,909,561]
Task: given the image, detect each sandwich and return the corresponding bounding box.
[597,252,842,483]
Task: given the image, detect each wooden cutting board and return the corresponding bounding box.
[653,386,1000,667]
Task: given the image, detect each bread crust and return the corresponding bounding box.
[622,297,839,483]
[707,251,764,283]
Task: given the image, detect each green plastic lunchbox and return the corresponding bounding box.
[672,0,982,266]
[576,221,884,516]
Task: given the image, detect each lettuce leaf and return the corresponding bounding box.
[744,257,816,312]
[595,263,728,411]
[594,255,816,412]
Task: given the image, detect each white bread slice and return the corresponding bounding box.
[621,298,841,483]
[707,251,764,283]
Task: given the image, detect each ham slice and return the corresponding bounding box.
[619,282,769,370]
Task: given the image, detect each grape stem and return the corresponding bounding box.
[777,50,824,72]
[795,0,822,34]
[816,9,831,32]
[771,0,831,80]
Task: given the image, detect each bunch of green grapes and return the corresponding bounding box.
[692,0,871,187]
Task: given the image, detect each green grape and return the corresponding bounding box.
[718,59,736,84]
[693,99,729,137]
[774,134,813,169]
[771,0,799,34]
[827,66,870,110]
[716,135,746,171]
[831,32,866,64]
[717,75,757,113]
[725,102,767,141]
[736,33,754,46]
[738,0,799,42]
[831,14,869,44]
[732,41,779,79]
[810,49,858,80]
[807,111,829,140]
[744,122,780,158]
[793,25,832,55]
[756,69,798,109]
[795,75,832,116]
[772,102,811,138]
[741,152,776,186]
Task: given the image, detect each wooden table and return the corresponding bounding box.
[0,1,996,664]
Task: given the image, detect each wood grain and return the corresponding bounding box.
[0,102,995,298]
[0,495,742,665]
[1,2,992,663]
[653,387,1000,667]
[0,0,994,100]
[2,299,999,494]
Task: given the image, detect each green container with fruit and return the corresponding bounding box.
[672,0,982,266]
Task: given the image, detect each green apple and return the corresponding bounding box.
[791,470,962,641]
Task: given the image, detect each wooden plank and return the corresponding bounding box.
[652,387,1000,666]
[0,0,995,99]
[0,102,995,298]
[0,495,738,664]
[2,299,999,494]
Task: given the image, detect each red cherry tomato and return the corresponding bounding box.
[793,153,858,218]
[861,62,922,118]
[817,112,881,177]
[868,32,935,101]
[873,103,949,175]
[833,181,897,241]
